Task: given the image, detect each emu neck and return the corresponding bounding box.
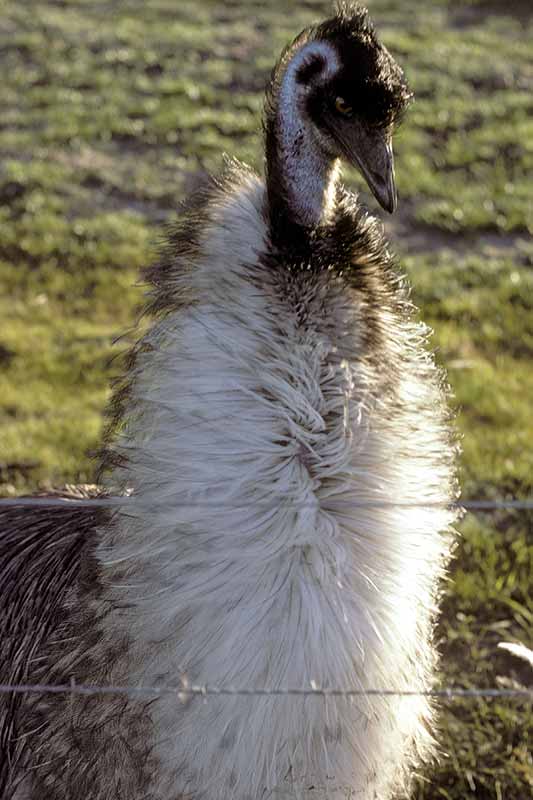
[269,114,338,229]
[266,54,339,234]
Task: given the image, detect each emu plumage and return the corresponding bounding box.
[1,5,458,799]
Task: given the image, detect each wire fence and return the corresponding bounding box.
[0,682,531,700]
[1,496,533,510]
[1,492,531,703]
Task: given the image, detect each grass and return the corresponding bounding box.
[0,0,532,796]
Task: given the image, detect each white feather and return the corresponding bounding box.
[498,642,533,669]
[95,173,457,800]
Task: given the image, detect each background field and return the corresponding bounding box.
[0,0,532,796]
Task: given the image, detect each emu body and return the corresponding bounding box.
[1,5,458,799]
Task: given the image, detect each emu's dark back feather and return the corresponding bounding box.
[0,486,107,796]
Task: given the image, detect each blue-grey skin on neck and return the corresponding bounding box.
[273,41,341,229]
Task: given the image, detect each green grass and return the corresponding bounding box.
[0,0,532,796]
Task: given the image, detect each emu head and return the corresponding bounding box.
[265,3,413,214]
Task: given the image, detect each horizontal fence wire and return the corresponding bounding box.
[1,496,533,510]
[0,683,531,700]
[1,494,531,703]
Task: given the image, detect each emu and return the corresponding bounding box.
[0,4,458,799]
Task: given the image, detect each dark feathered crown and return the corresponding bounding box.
[265,3,412,131]
[314,3,412,127]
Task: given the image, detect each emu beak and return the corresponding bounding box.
[345,127,397,214]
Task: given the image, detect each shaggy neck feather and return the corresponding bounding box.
[96,178,457,800]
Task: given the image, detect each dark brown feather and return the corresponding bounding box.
[0,487,106,796]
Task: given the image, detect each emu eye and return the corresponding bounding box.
[334,96,353,116]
